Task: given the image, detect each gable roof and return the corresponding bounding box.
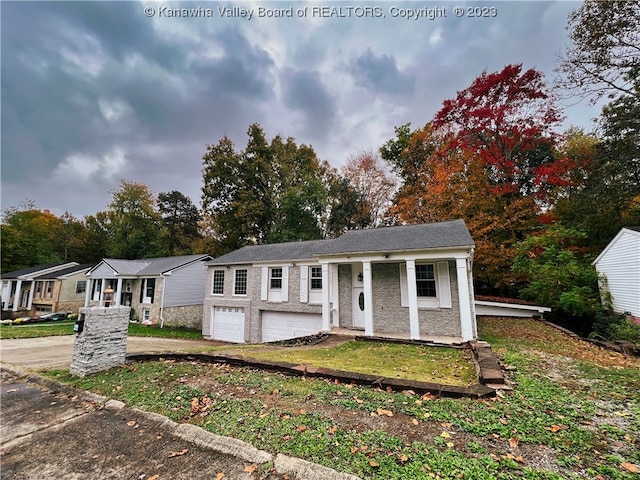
[210,220,473,265]
[593,227,640,265]
[88,255,212,277]
[36,264,94,279]
[1,262,79,280]
[315,219,474,255]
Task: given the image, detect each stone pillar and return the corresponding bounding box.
[70,306,131,378]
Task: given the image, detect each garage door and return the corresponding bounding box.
[261,311,323,343]
[212,306,245,343]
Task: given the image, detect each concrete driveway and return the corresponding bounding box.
[0,335,218,370]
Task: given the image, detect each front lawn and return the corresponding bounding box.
[46,317,640,479]
[232,340,477,386]
[0,322,202,340]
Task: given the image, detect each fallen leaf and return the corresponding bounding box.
[515,456,524,463]
[215,473,225,480]
[299,409,306,415]
[350,447,358,454]
[244,464,257,473]
[168,449,188,458]
[377,408,393,417]
[440,431,450,438]
[297,425,307,432]
[509,437,519,449]
[328,426,338,434]
[446,442,454,448]
[499,418,509,425]
[399,454,409,462]
[369,460,379,467]
[411,419,419,425]
[127,421,137,427]
[621,462,639,473]
[545,424,568,433]
[148,475,160,480]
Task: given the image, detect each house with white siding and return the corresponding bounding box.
[85,254,212,328]
[203,219,477,344]
[593,227,640,319]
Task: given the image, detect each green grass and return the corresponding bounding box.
[41,318,640,479]
[235,340,477,386]
[0,322,202,340]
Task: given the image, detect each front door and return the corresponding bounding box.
[352,287,365,329]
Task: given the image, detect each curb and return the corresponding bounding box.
[0,363,362,480]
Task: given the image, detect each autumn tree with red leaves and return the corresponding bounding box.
[386,65,588,294]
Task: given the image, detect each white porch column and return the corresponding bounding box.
[115,278,123,307]
[84,278,92,307]
[321,263,331,331]
[26,280,36,310]
[330,264,339,327]
[13,280,22,311]
[456,257,474,341]
[405,260,420,340]
[363,261,374,336]
[2,281,11,310]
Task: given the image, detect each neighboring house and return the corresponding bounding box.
[593,227,640,319]
[85,254,213,328]
[203,219,477,344]
[1,262,91,316]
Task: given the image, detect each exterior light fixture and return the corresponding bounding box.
[357,272,363,282]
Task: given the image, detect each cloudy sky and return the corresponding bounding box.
[2,0,599,219]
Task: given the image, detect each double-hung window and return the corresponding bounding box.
[415,264,437,297]
[234,269,248,295]
[270,268,282,289]
[310,267,322,290]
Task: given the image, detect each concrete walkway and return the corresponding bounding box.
[0,335,217,370]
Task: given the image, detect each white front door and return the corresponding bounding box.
[352,287,365,329]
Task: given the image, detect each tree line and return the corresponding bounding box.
[2,1,638,338]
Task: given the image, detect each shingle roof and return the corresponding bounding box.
[99,255,211,276]
[210,239,331,264]
[316,219,474,255]
[36,264,94,279]
[209,220,473,264]
[1,262,78,280]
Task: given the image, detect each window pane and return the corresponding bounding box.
[416,264,436,297]
[212,270,225,295]
[76,281,87,294]
[310,267,322,290]
[270,268,282,289]
[234,269,248,295]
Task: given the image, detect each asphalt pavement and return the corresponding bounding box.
[0,336,361,480]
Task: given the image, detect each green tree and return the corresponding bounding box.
[202,124,360,252]
[106,180,166,259]
[512,225,602,334]
[157,191,201,255]
[1,205,63,272]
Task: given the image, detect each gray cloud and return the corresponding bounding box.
[350,49,415,96]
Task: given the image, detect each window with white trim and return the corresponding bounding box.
[234,269,248,295]
[45,281,54,298]
[212,270,225,295]
[415,264,436,297]
[270,268,282,289]
[310,267,322,290]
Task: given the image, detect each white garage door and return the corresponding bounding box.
[261,311,323,343]
[212,306,245,343]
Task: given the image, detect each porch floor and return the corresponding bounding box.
[328,327,465,346]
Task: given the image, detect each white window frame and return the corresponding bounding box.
[234,269,248,296]
[270,267,283,290]
[212,270,225,295]
[400,261,452,309]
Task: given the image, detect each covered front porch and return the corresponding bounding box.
[317,252,476,342]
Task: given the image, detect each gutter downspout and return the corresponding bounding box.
[160,273,167,328]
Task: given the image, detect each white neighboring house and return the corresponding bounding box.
[592,227,640,319]
[85,254,213,328]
